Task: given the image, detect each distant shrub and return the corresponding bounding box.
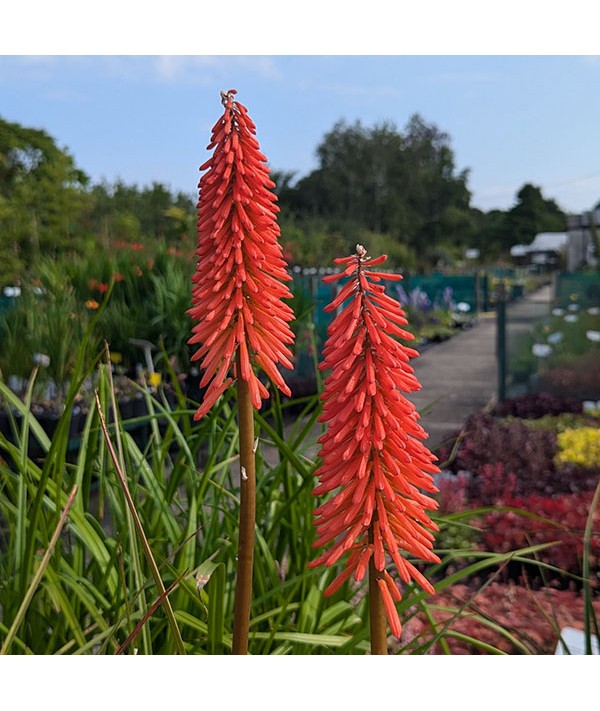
[556,427,600,470]
[437,413,562,496]
[537,353,600,400]
[519,412,597,432]
[491,392,582,419]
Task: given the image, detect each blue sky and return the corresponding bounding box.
[2,9,600,216]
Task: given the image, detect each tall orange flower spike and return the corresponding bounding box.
[188,89,295,420]
[310,245,441,638]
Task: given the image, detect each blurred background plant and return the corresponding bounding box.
[0,258,477,415]
[509,302,600,398]
[0,257,97,400]
[0,245,196,402]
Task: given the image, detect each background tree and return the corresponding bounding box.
[400,115,473,267]
[0,117,90,285]
[471,208,509,260]
[1,115,573,287]
[277,115,473,270]
[502,183,566,249]
[86,180,195,248]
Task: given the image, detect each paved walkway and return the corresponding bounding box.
[408,284,552,451]
[407,315,498,452]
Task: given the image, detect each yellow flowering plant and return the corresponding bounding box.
[555,427,600,470]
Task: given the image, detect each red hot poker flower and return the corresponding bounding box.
[188,89,295,420]
[310,245,441,638]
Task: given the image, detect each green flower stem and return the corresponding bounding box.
[232,373,257,655]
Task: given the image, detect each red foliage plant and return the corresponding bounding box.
[436,461,600,587]
[480,489,600,585]
[309,246,440,637]
[404,582,600,654]
[491,392,582,419]
[187,89,295,419]
[436,472,470,514]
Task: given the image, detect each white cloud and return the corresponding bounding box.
[151,56,283,83]
[0,55,283,86]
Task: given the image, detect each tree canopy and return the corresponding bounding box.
[0,113,581,286]
[275,115,479,269]
[0,117,196,287]
[0,117,90,282]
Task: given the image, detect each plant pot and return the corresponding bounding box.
[118,396,135,421]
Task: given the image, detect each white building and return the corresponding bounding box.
[510,232,569,272]
[566,209,599,272]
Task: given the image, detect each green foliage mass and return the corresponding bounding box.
[0,117,196,289]
[274,116,569,268]
[0,113,575,289]
[0,118,90,283]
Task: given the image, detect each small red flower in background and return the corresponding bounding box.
[188,89,295,420]
[113,272,124,282]
[131,242,144,251]
[88,278,108,293]
[309,245,440,637]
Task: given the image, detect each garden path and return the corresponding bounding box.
[407,312,498,453]
[409,282,552,452]
[260,284,553,466]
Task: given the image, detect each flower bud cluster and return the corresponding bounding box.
[310,246,440,636]
[188,90,295,419]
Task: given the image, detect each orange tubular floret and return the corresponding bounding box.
[377,578,403,638]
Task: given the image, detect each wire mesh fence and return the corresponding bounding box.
[502,273,600,401]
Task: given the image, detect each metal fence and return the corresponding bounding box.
[555,272,600,308]
[401,273,489,313]
[499,273,600,401]
[0,296,16,318]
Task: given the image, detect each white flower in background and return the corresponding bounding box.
[3,286,21,297]
[567,304,580,312]
[532,343,552,357]
[583,400,600,414]
[33,353,51,368]
[547,331,564,344]
[586,330,600,343]
[564,314,578,323]
[587,307,600,315]
[552,308,565,316]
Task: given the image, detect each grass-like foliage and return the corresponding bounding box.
[0,346,362,654]
[1,342,598,654]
